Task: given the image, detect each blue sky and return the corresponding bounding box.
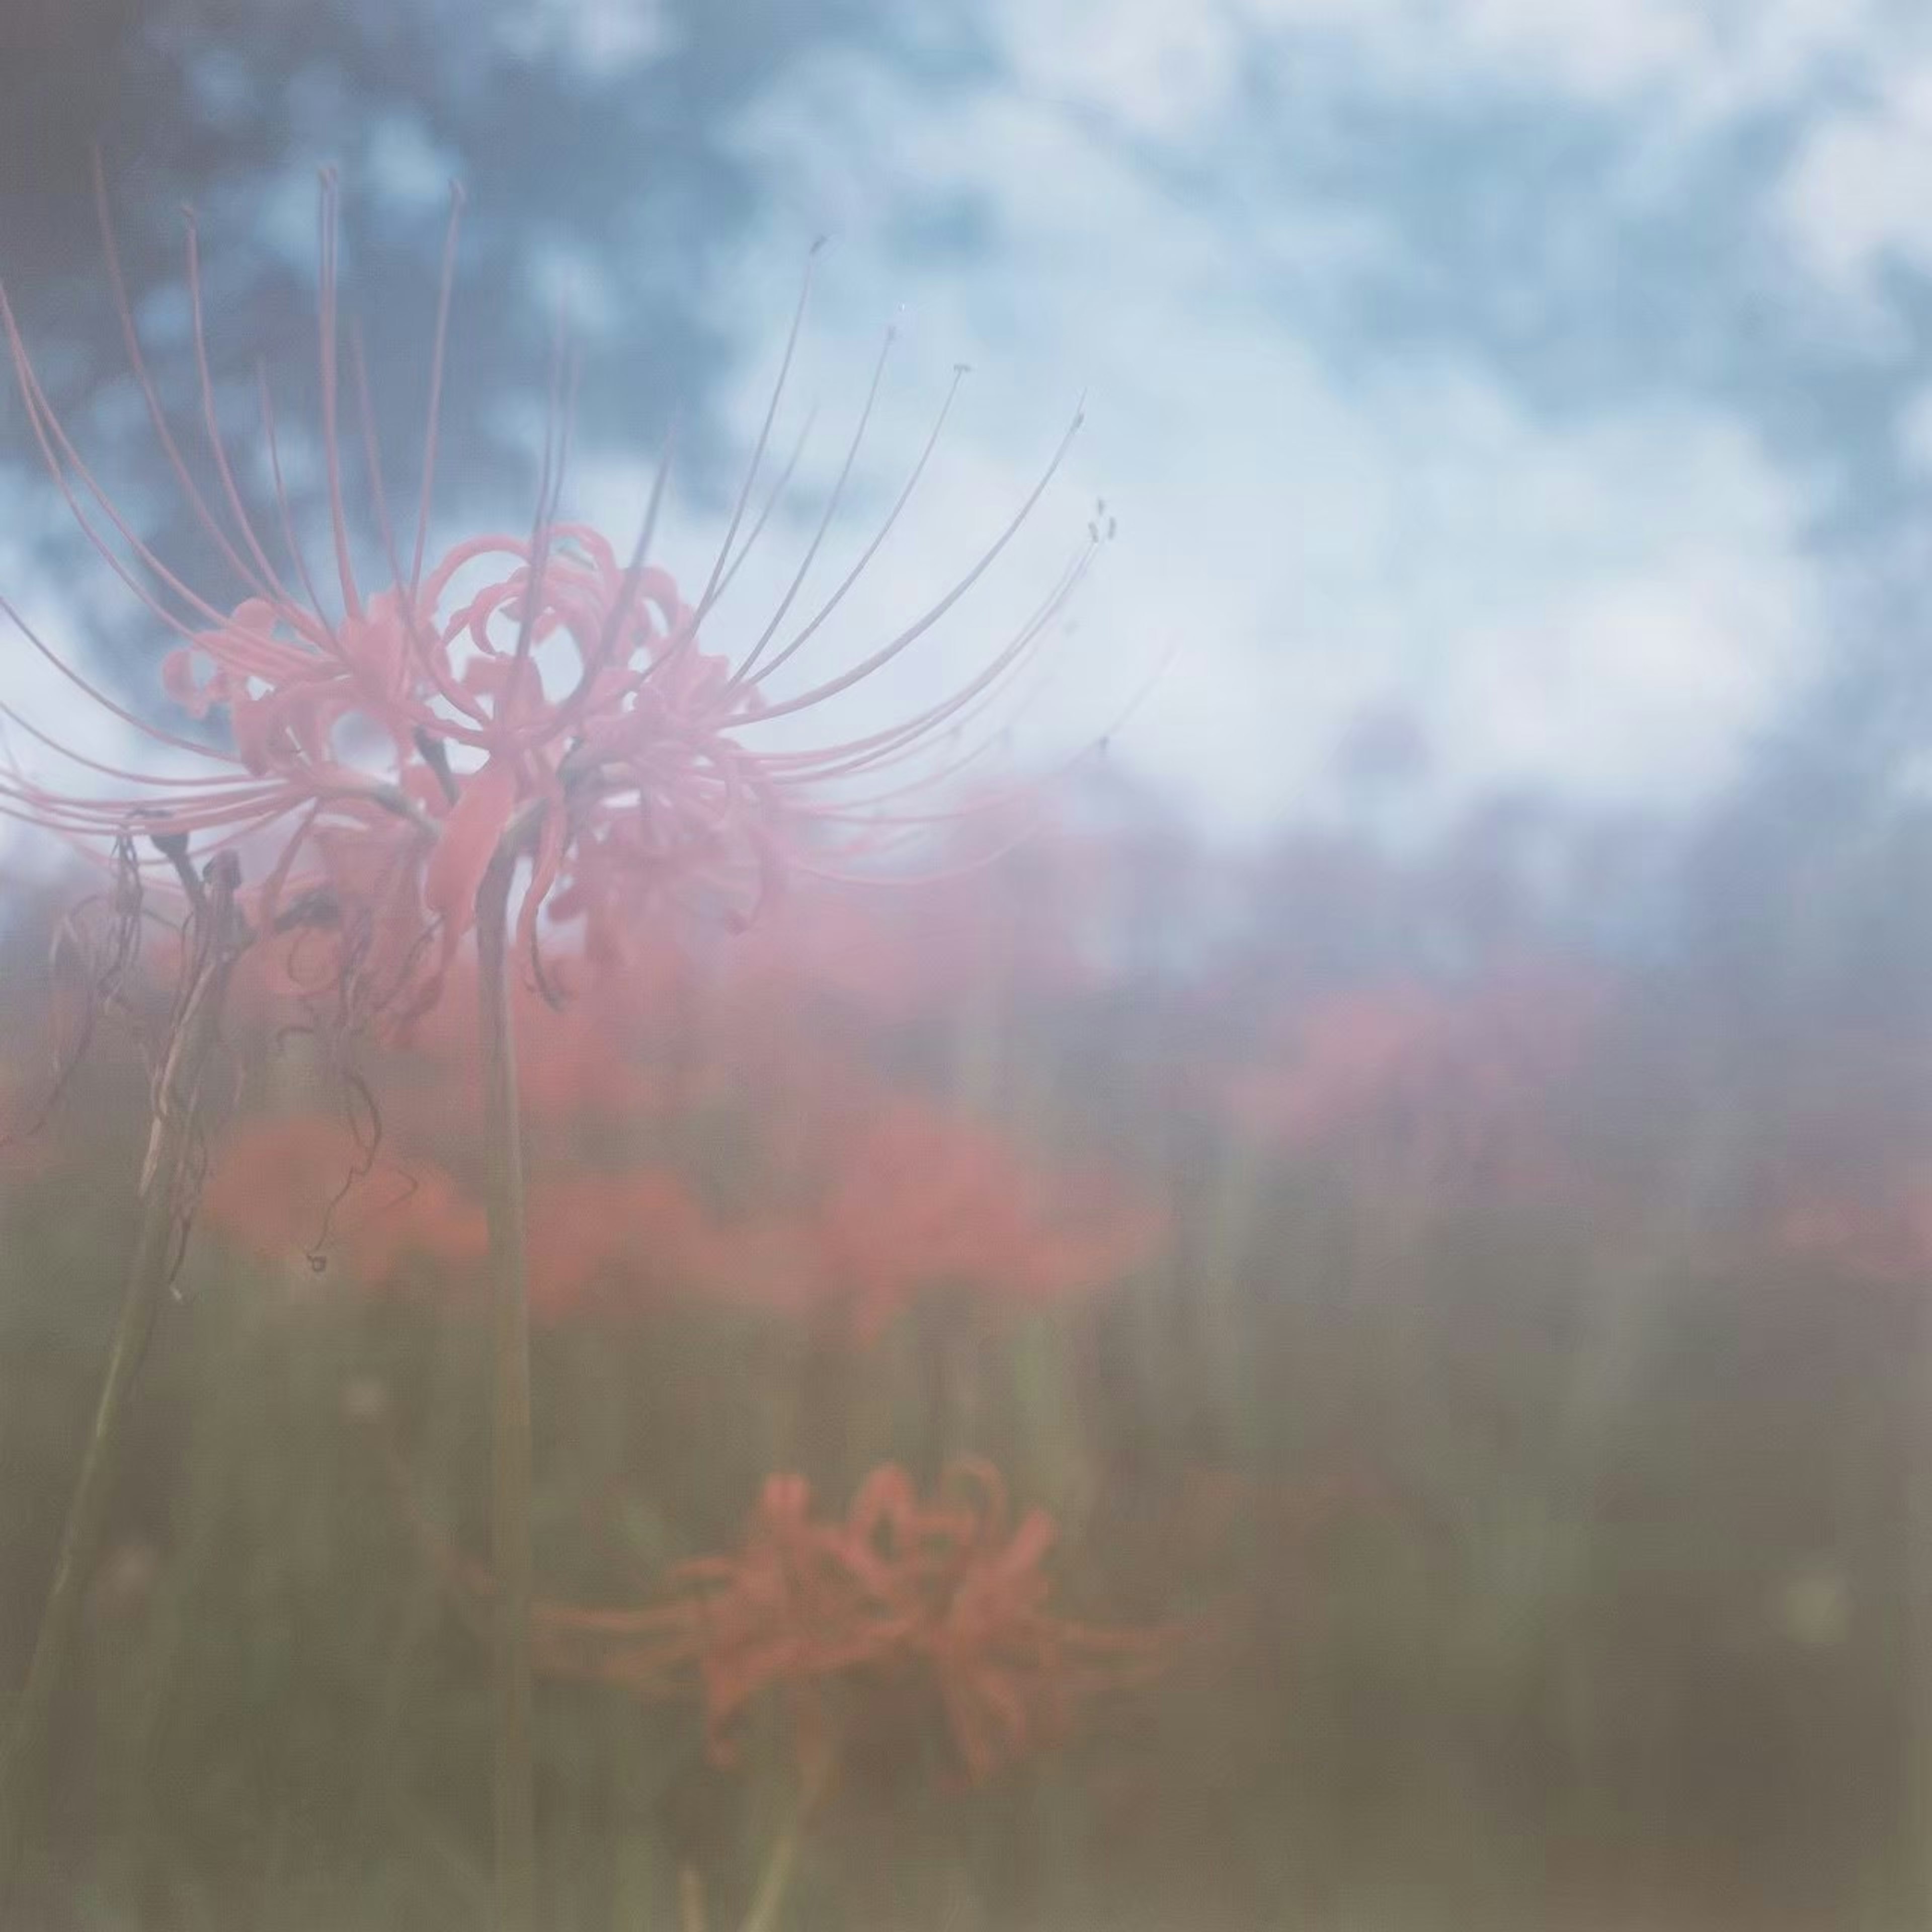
[685,0,1932,832]
[8,0,1932,846]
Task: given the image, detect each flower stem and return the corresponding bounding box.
[739,1755,834,1932]
[0,854,247,1898]
[476,841,537,1932]
[738,1794,807,1932]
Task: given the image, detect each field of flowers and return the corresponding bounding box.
[0,134,1925,1932]
[4,762,1926,1929]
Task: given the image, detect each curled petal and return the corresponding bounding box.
[422,755,521,961]
[160,646,218,716]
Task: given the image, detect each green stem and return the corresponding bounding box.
[476,842,537,1932]
[0,855,246,1897]
[738,1794,808,1932]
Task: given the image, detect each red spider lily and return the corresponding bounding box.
[0,172,1114,1924]
[901,1460,1175,1784]
[258,1083,1164,1334]
[198,1111,485,1283]
[356,940,694,1141]
[216,933,700,1169]
[502,1094,1165,1336]
[1,169,1100,1040]
[489,1460,1176,1785]
[1221,961,1605,1204]
[808,1096,1167,1342]
[195,1113,804,1319]
[197,1108,762,1313]
[1764,1168,1932,1290]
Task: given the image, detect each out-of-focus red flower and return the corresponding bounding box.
[809,1097,1165,1341]
[1222,962,1604,1204]
[457,1093,1162,1339]
[200,1114,797,1316]
[503,1460,1174,1785]
[384,940,692,1134]
[1765,1169,1932,1290]
[199,1112,485,1283]
[724,812,1114,1027]
[193,1073,1160,1339]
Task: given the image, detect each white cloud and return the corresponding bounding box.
[1458,0,1707,97]
[990,0,1932,344]
[494,0,675,80]
[1003,0,1895,137]
[1277,0,1713,104]
[690,66,1825,834]
[1898,384,1932,473]
[364,111,462,218]
[1776,65,1932,312]
[1001,0,1241,138]
[998,0,1932,343]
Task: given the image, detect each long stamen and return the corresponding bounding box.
[412,182,465,597]
[729,325,896,692]
[0,592,243,765]
[255,363,350,664]
[691,238,825,626]
[91,155,278,607]
[754,405,1084,722]
[758,540,1094,778]
[506,322,577,689]
[348,319,405,593]
[0,696,272,789]
[555,421,678,723]
[316,167,364,623]
[698,403,818,623]
[0,282,242,643]
[180,204,300,606]
[748,361,970,694]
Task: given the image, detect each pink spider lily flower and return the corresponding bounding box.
[0,166,1101,1037]
[432,1459,1178,1785]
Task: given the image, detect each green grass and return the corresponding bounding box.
[1,942,1925,1928]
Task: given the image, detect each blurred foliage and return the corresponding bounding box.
[4,767,1930,1928]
